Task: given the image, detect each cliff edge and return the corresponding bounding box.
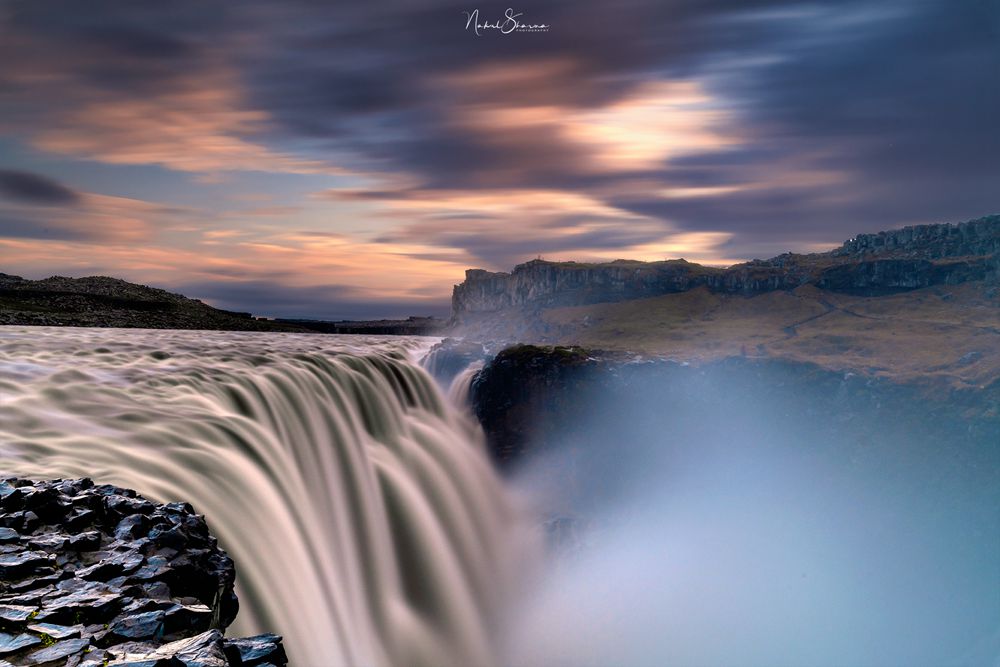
[452,215,999,317]
[448,215,1000,386]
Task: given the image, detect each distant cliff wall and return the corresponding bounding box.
[834,215,1000,259]
[454,260,721,313]
[452,215,999,318]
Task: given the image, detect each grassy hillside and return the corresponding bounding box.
[478,282,1000,388]
[0,273,310,332]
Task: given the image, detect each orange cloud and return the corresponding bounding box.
[564,81,737,169]
[0,190,197,244]
[330,186,737,267]
[0,225,472,308]
[30,69,342,175]
[582,231,739,265]
[440,67,739,173]
[1,178,742,316]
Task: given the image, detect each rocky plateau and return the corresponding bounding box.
[452,215,999,316]
[448,215,1000,388]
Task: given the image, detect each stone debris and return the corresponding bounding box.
[0,478,287,666]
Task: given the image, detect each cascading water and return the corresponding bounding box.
[0,326,537,667]
[447,361,484,408]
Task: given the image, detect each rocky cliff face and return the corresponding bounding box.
[834,215,1000,258]
[454,260,722,314]
[452,215,999,317]
[468,345,1000,470]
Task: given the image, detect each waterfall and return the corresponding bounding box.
[0,326,536,667]
[446,360,484,408]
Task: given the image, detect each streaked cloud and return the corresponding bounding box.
[563,81,737,171]
[0,0,995,316]
[31,70,341,175]
[0,170,187,243]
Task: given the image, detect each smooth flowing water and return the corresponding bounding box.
[0,327,536,667]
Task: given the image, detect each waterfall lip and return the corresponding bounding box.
[0,326,538,667]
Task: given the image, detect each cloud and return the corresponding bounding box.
[29,68,341,175]
[562,81,738,170]
[0,169,82,206]
[0,0,997,315]
[0,185,190,244]
[0,223,472,318]
[361,187,734,267]
[0,214,91,241]
[173,279,450,320]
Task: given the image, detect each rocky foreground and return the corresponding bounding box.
[0,478,286,666]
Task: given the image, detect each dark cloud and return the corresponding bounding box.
[1,0,997,270]
[0,170,81,206]
[669,0,1000,248]
[0,214,90,241]
[380,213,669,268]
[239,0,997,254]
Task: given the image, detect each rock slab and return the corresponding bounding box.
[0,478,287,666]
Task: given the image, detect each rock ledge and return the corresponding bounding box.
[0,478,287,666]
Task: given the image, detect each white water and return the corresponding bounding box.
[0,327,536,667]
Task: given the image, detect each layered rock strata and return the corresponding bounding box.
[452,215,1000,317]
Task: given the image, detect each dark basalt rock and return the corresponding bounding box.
[0,631,41,654]
[471,345,1000,470]
[21,636,90,664]
[0,479,287,667]
[423,338,492,385]
[224,633,288,666]
[470,345,608,464]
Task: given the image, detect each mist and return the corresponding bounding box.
[503,361,1000,667]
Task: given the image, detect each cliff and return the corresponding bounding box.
[468,346,1000,469]
[445,215,1000,386]
[452,215,1000,317]
[834,215,1000,258]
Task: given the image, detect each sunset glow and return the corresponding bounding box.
[1,1,995,317]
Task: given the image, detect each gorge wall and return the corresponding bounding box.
[468,345,1000,470]
[451,215,1000,318]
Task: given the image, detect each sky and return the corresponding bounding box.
[0,0,997,319]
